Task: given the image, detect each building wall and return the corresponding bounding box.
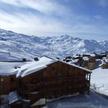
[0,75,16,95]
[19,61,91,102]
[0,61,91,103]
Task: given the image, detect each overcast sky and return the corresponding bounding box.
[0,0,108,40]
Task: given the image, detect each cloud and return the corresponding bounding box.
[0,6,69,36]
[0,0,70,15]
[0,0,72,35]
[98,0,108,7]
[0,0,108,40]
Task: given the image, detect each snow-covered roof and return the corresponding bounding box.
[17,56,91,77]
[102,57,108,63]
[61,61,91,73]
[83,57,89,61]
[16,56,55,77]
[0,56,91,77]
[90,54,95,57]
[0,62,25,76]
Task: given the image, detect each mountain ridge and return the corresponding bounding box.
[0,29,108,60]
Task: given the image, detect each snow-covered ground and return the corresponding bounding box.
[91,68,108,96]
[47,91,108,108]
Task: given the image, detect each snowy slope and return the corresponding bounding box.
[0,29,108,60]
[91,68,108,96]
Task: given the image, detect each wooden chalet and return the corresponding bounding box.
[16,57,91,104]
[0,56,91,108]
[0,61,26,95]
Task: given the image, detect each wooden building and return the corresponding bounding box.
[0,56,91,107]
[0,61,26,95]
[16,57,91,104]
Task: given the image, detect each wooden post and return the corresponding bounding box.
[87,73,91,94]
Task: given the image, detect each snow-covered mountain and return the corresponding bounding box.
[0,28,108,60]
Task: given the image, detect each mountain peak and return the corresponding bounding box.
[0,29,108,59]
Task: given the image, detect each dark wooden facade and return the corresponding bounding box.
[17,61,91,103]
[0,60,91,108]
[0,75,16,95]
